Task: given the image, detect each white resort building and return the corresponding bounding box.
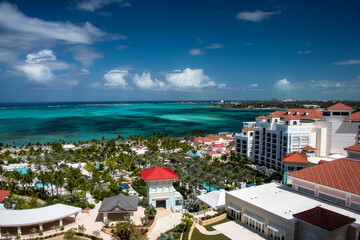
[225,143,360,240]
[235,103,360,171]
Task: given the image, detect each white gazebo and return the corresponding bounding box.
[0,204,81,236]
[197,189,226,210]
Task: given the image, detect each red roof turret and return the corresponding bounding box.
[327,103,354,111]
[141,166,178,181]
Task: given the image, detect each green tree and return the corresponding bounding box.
[144,205,157,220]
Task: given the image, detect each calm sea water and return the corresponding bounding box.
[0,102,273,145]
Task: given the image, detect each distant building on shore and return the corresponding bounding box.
[235,103,360,171]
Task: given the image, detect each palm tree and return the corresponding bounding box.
[37,171,49,193]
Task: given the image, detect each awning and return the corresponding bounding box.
[267,222,285,234]
[243,210,264,223]
[228,203,241,212]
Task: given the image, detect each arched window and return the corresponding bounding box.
[293,121,298,125]
[275,119,278,123]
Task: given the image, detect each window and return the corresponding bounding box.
[333,112,341,116]
[175,199,182,206]
[268,119,271,123]
[340,112,349,116]
[288,166,295,171]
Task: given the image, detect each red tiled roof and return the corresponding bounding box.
[194,136,212,143]
[318,160,328,165]
[327,103,355,111]
[242,127,253,131]
[83,207,92,210]
[0,190,10,202]
[284,115,299,120]
[256,115,266,119]
[286,108,323,119]
[293,206,355,231]
[141,166,178,181]
[282,152,310,164]
[344,144,360,152]
[346,112,360,121]
[288,158,360,195]
[267,111,285,118]
[301,146,317,151]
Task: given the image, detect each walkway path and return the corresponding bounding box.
[195,223,221,235]
[147,209,182,240]
[76,203,112,240]
[213,221,266,240]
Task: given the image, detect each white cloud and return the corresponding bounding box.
[103,69,129,88]
[90,82,102,88]
[165,68,224,89]
[333,59,360,65]
[189,49,205,56]
[26,49,56,63]
[206,43,223,49]
[297,50,312,55]
[236,10,281,22]
[250,83,259,87]
[133,72,167,90]
[68,46,103,67]
[274,78,292,91]
[17,64,54,83]
[309,80,344,89]
[81,68,90,74]
[76,0,130,12]
[16,49,76,87]
[0,3,107,45]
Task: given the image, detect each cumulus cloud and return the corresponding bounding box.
[103,69,129,88]
[16,49,74,86]
[76,0,130,12]
[189,49,205,56]
[250,83,259,87]
[68,46,103,67]
[297,50,312,55]
[274,78,292,91]
[236,10,281,22]
[25,49,57,63]
[165,68,223,89]
[333,59,360,65]
[206,43,223,49]
[133,72,167,90]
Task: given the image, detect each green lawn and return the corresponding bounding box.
[204,218,231,231]
[191,228,230,240]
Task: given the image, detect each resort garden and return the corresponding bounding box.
[0,132,281,239]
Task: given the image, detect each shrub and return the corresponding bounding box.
[144,205,157,220]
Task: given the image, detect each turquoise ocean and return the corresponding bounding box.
[0,102,273,146]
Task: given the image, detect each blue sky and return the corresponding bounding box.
[0,0,359,102]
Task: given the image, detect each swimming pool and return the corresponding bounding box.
[203,183,220,192]
[35,183,51,190]
[6,168,29,174]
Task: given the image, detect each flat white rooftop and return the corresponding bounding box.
[0,204,81,227]
[227,183,360,224]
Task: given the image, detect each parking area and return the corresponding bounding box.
[213,221,266,240]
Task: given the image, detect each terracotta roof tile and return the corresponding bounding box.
[256,115,266,119]
[318,160,328,165]
[344,144,360,152]
[293,206,356,231]
[286,108,323,119]
[346,112,360,121]
[282,152,310,164]
[301,146,317,151]
[141,166,178,181]
[0,190,10,202]
[242,127,253,131]
[327,103,355,111]
[284,115,300,120]
[288,158,360,195]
